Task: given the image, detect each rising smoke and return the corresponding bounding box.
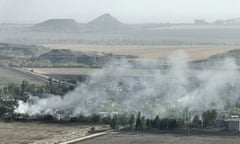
[15,51,240,118]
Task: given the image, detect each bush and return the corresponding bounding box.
[168,119,177,129]
[102,116,112,124]
[90,114,101,123]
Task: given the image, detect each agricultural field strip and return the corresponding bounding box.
[45,44,240,60]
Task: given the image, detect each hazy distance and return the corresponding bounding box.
[0,0,240,24]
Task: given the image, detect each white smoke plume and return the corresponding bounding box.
[15,51,240,118]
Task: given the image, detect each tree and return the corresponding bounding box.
[159,118,168,129]
[48,78,53,94]
[118,114,129,126]
[20,80,29,96]
[140,116,146,130]
[153,115,160,128]
[90,114,101,123]
[168,119,177,129]
[192,115,201,127]
[231,108,240,116]
[129,114,136,130]
[111,114,119,130]
[146,119,152,129]
[0,105,7,118]
[202,110,218,127]
[135,112,142,131]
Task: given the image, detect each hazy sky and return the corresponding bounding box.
[0,0,240,23]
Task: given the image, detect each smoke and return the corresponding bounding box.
[15,51,240,118]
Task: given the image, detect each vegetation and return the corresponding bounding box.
[202,110,218,127]
[129,114,136,130]
[0,80,76,119]
[110,115,119,130]
[231,107,240,116]
[0,80,220,133]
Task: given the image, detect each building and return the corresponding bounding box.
[226,119,240,132]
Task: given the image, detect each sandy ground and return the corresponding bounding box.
[45,44,240,61]
[0,122,108,144]
[77,131,240,144]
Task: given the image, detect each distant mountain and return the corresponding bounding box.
[87,13,124,31]
[32,19,84,32]
[31,14,126,33]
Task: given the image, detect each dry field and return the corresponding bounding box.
[0,67,46,87]
[77,131,240,144]
[45,44,240,61]
[0,122,108,144]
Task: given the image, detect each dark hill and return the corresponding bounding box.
[87,13,124,30]
[32,19,84,32]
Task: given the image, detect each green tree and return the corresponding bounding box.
[20,80,29,96]
[129,114,136,130]
[231,108,240,116]
[202,110,218,127]
[192,115,201,127]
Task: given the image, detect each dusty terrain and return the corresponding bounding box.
[77,131,240,144]
[45,44,240,61]
[0,122,108,144]
[0,67,46,87]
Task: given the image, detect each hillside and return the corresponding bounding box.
[190,48,240,68]
[32,19,84,32]
[87,13,124,30]
[208,49,240,63]
[32,14,125,33]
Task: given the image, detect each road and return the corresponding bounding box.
[12,67,76,86]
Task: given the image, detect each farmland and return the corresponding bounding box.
[0,122,108,144]
[0,66,46,87]
[45,44,240,61]
[77,130,240,144]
